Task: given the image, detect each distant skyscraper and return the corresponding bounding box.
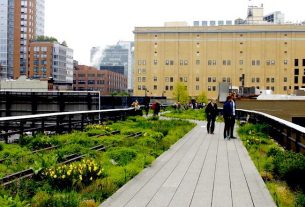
[99,41,134,91]
[90,47,101,66]
[0,0,45,79]
[264,11,285,24]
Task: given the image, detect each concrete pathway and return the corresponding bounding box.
[100,121,275,207]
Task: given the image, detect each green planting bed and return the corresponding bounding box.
[238,123,305,207]
[0,116,195,207]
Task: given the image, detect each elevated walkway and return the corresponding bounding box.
[100,121,275,207]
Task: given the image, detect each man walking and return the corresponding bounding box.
[230,92,237,138]
[223,95,233,139]
[205,99,218,134]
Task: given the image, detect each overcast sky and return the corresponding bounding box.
[45,0,305,65]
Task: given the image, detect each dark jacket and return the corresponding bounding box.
[205,102,218,117]
[223,101,233,118]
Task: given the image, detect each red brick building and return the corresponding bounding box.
[73,65,127,95]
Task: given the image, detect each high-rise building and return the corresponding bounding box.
[28,41,73,87]
[90,46,101,67]
[99,41,134,91]
[0,0,45,80]
[133,24,305,99]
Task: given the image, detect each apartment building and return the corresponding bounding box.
[133,24,305,99]
[0,0,45,79]
[28,41,74,88]
[73,65,127,95]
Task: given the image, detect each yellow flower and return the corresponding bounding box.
[62,175,66,179]
[53,175,57,178]
[67,170,71,176]
[90,177,93,181]
[79,175,82,181]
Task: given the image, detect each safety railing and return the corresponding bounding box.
[236,109,305,154]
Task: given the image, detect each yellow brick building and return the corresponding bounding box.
[133,24,305,99]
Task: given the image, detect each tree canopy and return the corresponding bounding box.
[35,36,58,43]
[173,82,190,105]
[196,91,208,104]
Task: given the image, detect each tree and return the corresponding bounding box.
[196,91,208,104]
[173,82,190,105]
[35,35,58,43]
[61,41,67,47]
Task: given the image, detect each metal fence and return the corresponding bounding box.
[236,109,305,154]
[0,108,139,143]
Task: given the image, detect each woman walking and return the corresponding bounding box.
[205,99,218,134]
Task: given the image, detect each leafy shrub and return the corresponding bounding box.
[272,150,305,190]
[295,193,305,207]
[107,148,137,166]
[149,132,164,142]
[43,159,104,189]
[79,199,97,207]
[0,144,3,151]
[47,192,80,207]
[0,195,29,207]
[136,137,157,148]
[29,135,56,150]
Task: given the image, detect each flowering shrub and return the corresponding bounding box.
[43,159,104,188]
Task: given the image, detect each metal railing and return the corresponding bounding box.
[236,109,305,154]
[0,108,139,143]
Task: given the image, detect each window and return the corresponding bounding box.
[303,59,305,66]
[208,60,212,65]
[252,77,255,83]
[208,86,212,91]
[239,60,243,65]
[170,77,174,82]
[208,77,212,82]
[284,86,287,91]
[271,78,275,83]
[227,77,231,83]
[256,60,260,65]
[223,60,226,65]
[142,77,146,82]
[213,60,216,65]
[180,60,184,65]
[165,60,170,65]
[223,77,227,82]
[266,60,270,66]
[303,76,305,84]
[165,86,169,91]
[294,76,298,84]
[153,76,157,82]
[252,60,256,66]
[295,59,299,67]
[180,77,183,82]
[196,60,200,65]
[138,77,141,82]
[196,77,199,81]
[170,60,174,65]
[184,60,188,65]
[154,60,158,65]
[138,60,141,65]
[284,60,288,65]
[184,77,187,82]
[88,80,95,85]
[154,85,157,90]
[271,86,275,91]
[256,78,260,83]
[170,86,173,91]
[138,85,141,90]
[138,68,141,74]
[165,77,169,82]
[266,78,270,83]
[196,85,199,90]
[88,74,95,77]
[284,77,288,82]
[295,69,299,75]
[212,86,216,91]
[213,77,216,82]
